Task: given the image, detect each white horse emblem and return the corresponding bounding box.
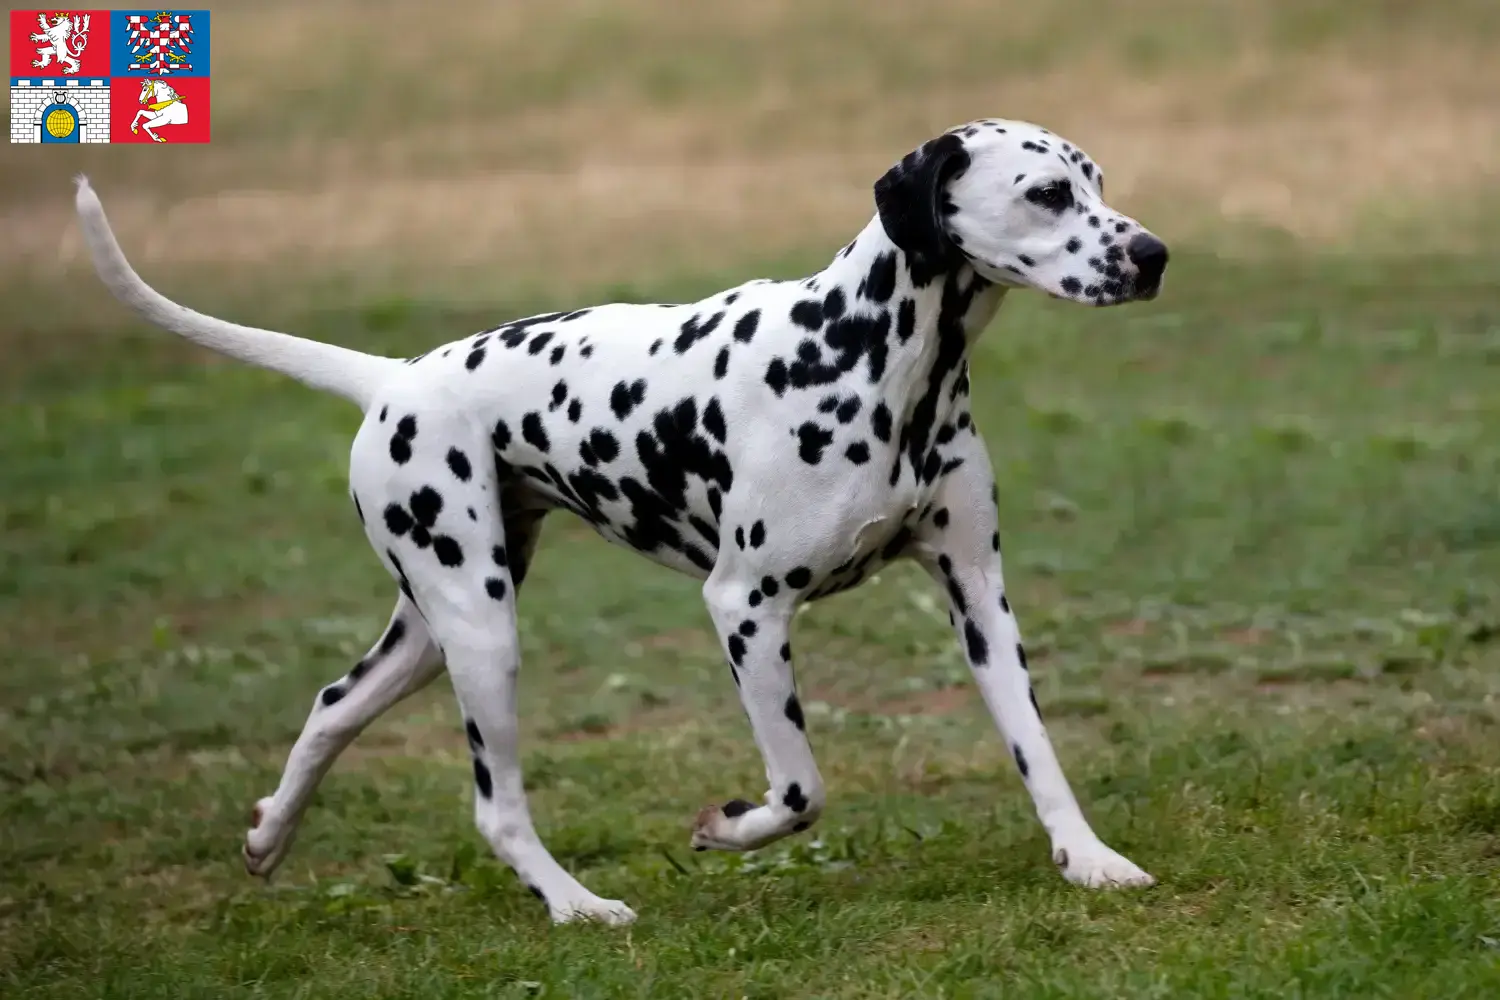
[30,12,91,75]
[131,79,189,143]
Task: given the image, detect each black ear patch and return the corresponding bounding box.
[873,132,971,284]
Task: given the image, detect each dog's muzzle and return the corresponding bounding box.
[1126,233,1169,299]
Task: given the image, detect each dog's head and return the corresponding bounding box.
[874,119,1167,305]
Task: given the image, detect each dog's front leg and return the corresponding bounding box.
[909,434,1154,889]
[692,569,824,851]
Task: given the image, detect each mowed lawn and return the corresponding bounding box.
[5,2,1500,998]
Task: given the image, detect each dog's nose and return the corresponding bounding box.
[1126,233,1168,294]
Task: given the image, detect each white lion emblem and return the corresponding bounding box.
[30,12,91,76]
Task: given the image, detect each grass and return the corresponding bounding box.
[5,0,1500,996]
[5,247,1500,997]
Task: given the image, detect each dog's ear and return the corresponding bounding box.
[873,132,970,272]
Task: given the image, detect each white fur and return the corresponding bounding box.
[74,118,1167,925]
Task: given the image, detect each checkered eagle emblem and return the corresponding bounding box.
[124,10,194,74]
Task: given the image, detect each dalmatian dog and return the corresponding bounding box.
[73,117,1169,926]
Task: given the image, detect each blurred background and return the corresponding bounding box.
[4,2,1500,995]
[6,0,1498,323]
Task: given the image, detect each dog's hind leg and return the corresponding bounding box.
[244,504,549,880]
[351,412,633,925]
[244,592,442,878]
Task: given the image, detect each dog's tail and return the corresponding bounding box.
[73,175,401,412]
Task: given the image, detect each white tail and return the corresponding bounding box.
[73,175,401,411]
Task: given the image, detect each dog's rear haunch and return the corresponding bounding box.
[75,118,1167,925]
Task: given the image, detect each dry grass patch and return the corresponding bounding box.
[3,1,1497,324]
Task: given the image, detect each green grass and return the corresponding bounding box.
[4,241,1500,997]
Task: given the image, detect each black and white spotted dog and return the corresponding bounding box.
[74,117,1169,925]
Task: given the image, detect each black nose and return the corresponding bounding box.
[1125,233,1169,294]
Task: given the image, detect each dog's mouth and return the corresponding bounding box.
[1131,273,1164,301]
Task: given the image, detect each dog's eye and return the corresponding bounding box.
[1025,180,1073,213]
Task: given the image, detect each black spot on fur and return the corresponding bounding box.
[472,758,493,798]
[933,508,949,529]
[861,251,898,303]
[410,486,443,526]
[796,422,835,464]
[521,412,550,453]
[433,537,464,567]
[485,577,508,601]
[465,719,485,750]
[722,798,755,818]
[379,618,406,655]
[896,299,916,342]
[320,685,345,707]
[1013,744,1030,778]
[823,287,846,320]
[738,619,757,638]
[446,448,472,482]
[727,634,746,666]
[845,441,870,464]
[714,347,730,379]
[790,300,824,330]
[785,694,805,731]
[779,642,791,661]
[749,521,765,548]
[389,416,416,463]
[465,347,486,371]
[783,783,809,813]
[761,575,780,597]
[785,567,812,589]
[765,358,789,396]
[964,619,989,664]
[703,398,727,443]
[733,310,760,343]
[610,379,647,419]
[1017,643,1029,671]
[675,310,726,354]
[491,419,512,452]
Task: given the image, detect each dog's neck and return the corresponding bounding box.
[817,214,1008,343]
[808,214,1007,416]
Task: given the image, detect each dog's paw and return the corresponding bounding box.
[1053,840,1155,889]
[547,894,638,926]
[691,800,752,852]
[690,797,813,852]
[242,796,294,879]
[690,798,780,852]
